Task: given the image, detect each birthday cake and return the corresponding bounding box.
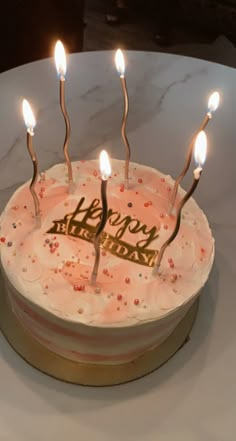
[0,159,214,367]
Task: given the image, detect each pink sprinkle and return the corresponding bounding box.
[0,237,6,243]
[171,274,177,283]
[161,178,165,182]
[120,187,124,192]
[134,299,140,305]
[170,262,175,269]
[73,285,78,291]
[164,224,168,230]
[144,202,148,207]
[138,178,143,183]
[55,242,59,248]
[117,294,122,301]
[125,277,130,284]
[168,258,173,263]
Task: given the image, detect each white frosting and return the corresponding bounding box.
[0,160,214,330]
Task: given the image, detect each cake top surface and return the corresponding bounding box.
[0,159,214,327]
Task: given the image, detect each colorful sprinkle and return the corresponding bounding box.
[128,202,132,207]
[1,237,6,243]
[164,224,168,230]
[117,294,122,301]
[125,277,130,284]
[138,178,143,183]
[134,299,140,305]
[7,241,12,247]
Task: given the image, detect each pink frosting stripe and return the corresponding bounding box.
[18,317,169,363]
[10,288,183,346]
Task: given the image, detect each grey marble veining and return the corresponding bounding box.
[0,51,236,441]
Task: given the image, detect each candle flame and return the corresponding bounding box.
[194,130,207,167]
[22,99,36,133]
[115,49,125,76]
[100,150,112,180]
[208,91,220,113]
[55,40,67,78]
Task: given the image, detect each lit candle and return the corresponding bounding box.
[168,91,219,215]
[91,150,112,285]
[22,99,41,227]
[54,40,74,192]
[115,49,130,188]
[153,131,207,275]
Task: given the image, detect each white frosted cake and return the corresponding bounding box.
[0,159,214,365]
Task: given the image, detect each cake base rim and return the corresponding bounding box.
[0,285,199,386]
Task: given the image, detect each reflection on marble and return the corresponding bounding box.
[0,51,236,441]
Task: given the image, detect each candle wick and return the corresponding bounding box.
[193,166,202,180]
[27,128,34,136]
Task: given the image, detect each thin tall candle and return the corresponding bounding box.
[115,49,130,188]
[153,131,207,275]
[168,91,219,215]
[22,99,41,228]
[91,150,112,285]
[55,40,74,192]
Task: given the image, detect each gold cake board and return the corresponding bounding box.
[0,288,199,386]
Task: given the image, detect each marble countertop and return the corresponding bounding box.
[0,51,235,441]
